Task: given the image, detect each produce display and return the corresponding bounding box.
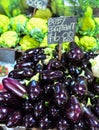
[0,42,99,129]
[0,4,99,51]
[0,0,99,129]
[50,0,99,51]
[76,6,99,51]
[0,13,50,50]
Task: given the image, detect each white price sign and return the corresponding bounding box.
[26,0,48,9]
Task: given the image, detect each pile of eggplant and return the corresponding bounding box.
[0,42,99,130]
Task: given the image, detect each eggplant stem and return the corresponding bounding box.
[23,94,29,99]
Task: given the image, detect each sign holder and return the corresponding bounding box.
[33,8,37,16]
[58,43,62,61]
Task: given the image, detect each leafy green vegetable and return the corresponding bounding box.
[30,28,46,43]
[10,14,28,34]
[0,14,10,34]
[0,31,19,48]
[19,35,40,50]
[34,8,52,19]
[26,17,47,33]
[79,36,97,51]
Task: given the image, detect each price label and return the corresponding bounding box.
[26,0,48,9]
[48,16,77,44]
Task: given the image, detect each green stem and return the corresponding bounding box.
[23,94,29,99]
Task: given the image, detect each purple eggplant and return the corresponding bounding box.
[22,100,34,113]
[39,114,52,129]
[6,111,22,127]
[28,80,42,102]
[0,92,21,107]
[47,59,63,70]
[24,47,45,55]
[84,68,94,83]
[41,70,63,81]
[67,42,84,61]
[2,78,28,99]
[33,54,46,62]
[0,106,14,122]
[23,47,45,61]
[34,100,45,119]
[93,104,99,117]
[54,82,68,108]
[56,117,70,130]
[72,76,88,97]
[23,114,36,128]
[82,103,99,130]
[72,119,86,130]
[8,67,34,79]
[65,95,83,123]
[14,61,34,69]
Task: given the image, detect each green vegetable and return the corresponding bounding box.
[0,0,28,17]
[0,0,12,17]
[0,31,19,48]
[26,17,47,44]
[79,17,95,31]
[12,8,21,17]
[34,8,52,20]
[26,18,47,33]
[0,14,10,34]
[19,35,40,50]
[30,28,46,43]
[39,36,48,47]
[10,14,28,34]
[79,36,97,51]
[84,6,93,17]
[0,37,3,44]
[50,0,57,14]
[74,36,80,44]
[94,17,99,25]
[78,6,95,31]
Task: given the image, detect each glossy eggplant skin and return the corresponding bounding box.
[0,43,99,129]
[0,92,21,107]
[8,67,34,79]
[0,106,14,122]
[22,47,45,61]
[56,117,70,130]
[23,114,36,128]
[23,47,45,57]
[82,104,99,130]
[54,82,68,108]
[14,61,34,69]
[2,78,28,99]
[47,59,63,70]
[6,111,22,127]
[27,80,42,102]
[65,95,83,123]
[40,70,63,81]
